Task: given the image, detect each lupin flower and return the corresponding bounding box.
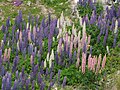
[106,46,110,55]
[90,10,96,24]
[44,59,47,68]
[114,20,118,34]
[3,48,7,61]
[102,54,107,69]
[13,0,23,6]
[87,35,91,46]
[82,52,86,74]
[30,54,34,65]
[2,76,6,90]
[76,57,80,68]
[62,76,67,88]
[96,54,101,73]
[6,17,10,27]
[50,49,54,61]
[32,80,35,90]
[58,70,61,85]
[6,78,11,90]
[7,48,11,60]
[88,54,92,69]
[1,25,6,33]
[0,49,2,64]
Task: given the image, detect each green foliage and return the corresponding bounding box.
[59,65,102,90]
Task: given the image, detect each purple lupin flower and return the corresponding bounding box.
[16,70,19,79]
[32,80,35,90]
[38,72,42,84]
[1,25,6,33]
[3,34,7,44]
[48,34,52,53]
[6,78,11,90]
[90,46,92,55]
[50,72,53,81]
[55,51,59,64]
[1,66,5,76]
[82,42,87,54]
[58,70,61,85]
[12,80,18,90]
[13,0,23,6]
[97,34,101,43]
[26,79,30,90]
[40,82,45,90]
[12,56,19,73]
[45,68,49,78]
[0,49,2,64]
[6,17,10,27]
[90,10,96,24]
[2,76,6,90]
[62,76,67,88]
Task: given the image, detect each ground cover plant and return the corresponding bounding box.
[0,0,120,90]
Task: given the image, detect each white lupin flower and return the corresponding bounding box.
[44,59,47,68]
[46,52,50,61]
[72,24,77,36]
[62,43,64,50]
[49,58,52,68]
[19,31,22,41]
[57,19,60,28]
[78,30,81,43]
[82,21,86,37]
[17,41,20,51]
[17,29,19,34]
[106,46,110,55]
[63,22,66,31]
[7,41,10,46]
[114,20,118,34]
[34,47,37,54]
[50,49,54,61]
[79,16,83,26]
[42,41,44,47]
[53,37,55,42]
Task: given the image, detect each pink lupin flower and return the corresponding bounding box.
[7,48,11,60]
[65,33,68,52]
[91,57,94,71]
[73,35,77,48]
[33,26,36,39]
[57,38,62,55]
[82,52,86,74]
[77,41,81,59]
[88,54,92,69]
[30,54,34,65]
[19,30,22,41]
[87,35,91,46]
[69,38,73,59]
[76,57,80,68]
[92,56,97,72]
[102,54,107,69]
[96,54,102,73]
[28,30,31,42]
[3,49,7,61]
